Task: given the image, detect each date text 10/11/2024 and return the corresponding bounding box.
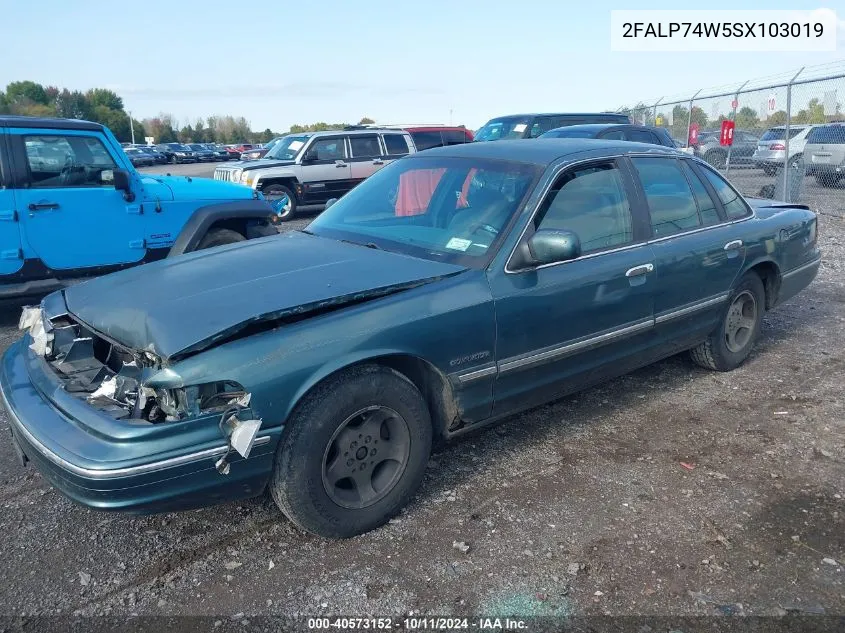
[307,617,528,630]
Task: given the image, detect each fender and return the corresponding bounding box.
[168,200,277,256]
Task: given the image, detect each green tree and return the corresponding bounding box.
[55,89,92,120]
[5,80,49,106]
[768,110,787,125]
[794,98,827,124]
[0,91,8,114]
[689,106,708,129]
[86,88,124,111]
[358,116,375,124]
[179,124,195,143]
[735,106,759,129]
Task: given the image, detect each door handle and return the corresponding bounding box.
[28,202,60,211]
[625,263,654,278]
[372,159,384,165]
[335,160,347,168]
[723,240,743,251]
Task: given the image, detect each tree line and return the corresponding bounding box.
[622,97,841,139]
[0,81,375,144]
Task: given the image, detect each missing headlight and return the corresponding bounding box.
[140,381,249,423]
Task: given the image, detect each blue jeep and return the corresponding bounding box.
[0,116,277,301]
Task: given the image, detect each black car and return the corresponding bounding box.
[539,124,676,147]
[693,130,759,168]
[203,144,230,161]
[474,112,632,141]
[123,147,154,167]
[187,143,216,162]
[156,143,197,163]
[135,145,168,164]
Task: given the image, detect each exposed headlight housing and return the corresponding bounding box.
[19,306,52,356]
[239,171,250,184]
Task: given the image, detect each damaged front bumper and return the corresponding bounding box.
[0,305,280,513]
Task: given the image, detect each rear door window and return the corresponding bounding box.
[632,157,702,238]
[627,129,660,144]
[382,134,410,156]
[680,161,722,226]
[806,126,845,144]
[349,134,381,158]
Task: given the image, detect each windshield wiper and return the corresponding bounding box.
[338,238,382,250]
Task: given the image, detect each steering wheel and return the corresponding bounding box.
[464,222,499,238]
[59,163,76,186]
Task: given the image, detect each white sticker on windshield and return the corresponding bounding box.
[513,123,527,133]
[445,237,472,252]
[288,141,304,151]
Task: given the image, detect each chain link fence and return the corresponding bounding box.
[616,61,845,216]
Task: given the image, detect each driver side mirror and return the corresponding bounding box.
[513,229,581,269]
[112,169,135,202]
[325,198,338,210]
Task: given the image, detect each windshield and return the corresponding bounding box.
[265,135,310,160]
[540,128,597,139]
[474,117,531,142]
[307,156,539,267]
[760,128,803,141]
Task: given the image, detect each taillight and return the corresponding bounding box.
[769,143,785,150]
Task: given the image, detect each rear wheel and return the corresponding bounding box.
[270,365,433,538]
[196,228,246,250]
[815,173,840,187]
[262,184,297,222]
[690,272,765,372]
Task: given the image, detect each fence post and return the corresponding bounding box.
[782,66,805,201]
[725,80,749,174]
[686,89,702,148]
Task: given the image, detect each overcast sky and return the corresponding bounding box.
[1,0,842,130]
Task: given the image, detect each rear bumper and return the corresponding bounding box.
[805,163,843,176]
[0,340,277,513]
[776,253,821,307]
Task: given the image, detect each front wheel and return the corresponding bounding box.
[262,184,296,222]
[690,272,765,372]
[270,365,433,538]
[196,228,246,250]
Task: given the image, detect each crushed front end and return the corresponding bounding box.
[0,292,277,513]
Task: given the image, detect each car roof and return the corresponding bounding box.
[0,115,104,132]
[547,123,658,133]
[418,138,679,165]
[404,126,470,133]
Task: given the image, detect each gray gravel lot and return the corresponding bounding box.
[0,163,843,621]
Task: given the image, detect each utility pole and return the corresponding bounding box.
[129,111,135,145]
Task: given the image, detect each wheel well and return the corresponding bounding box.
[748,261,781,310]
[296,355,459,442]
[203,218,248,239]
[260,178,299,200]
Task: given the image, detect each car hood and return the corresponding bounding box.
[63,232,466,361]
[140,174,255,202]
[236,159,296,171]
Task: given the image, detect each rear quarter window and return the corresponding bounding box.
[411,131,444,151]
[806,126,845,144]
[699,166,752,220]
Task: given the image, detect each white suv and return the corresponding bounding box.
[214,129,416,221]
[752,125,816,175]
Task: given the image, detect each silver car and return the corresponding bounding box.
[804,123,845,187]
[752,125,816,175]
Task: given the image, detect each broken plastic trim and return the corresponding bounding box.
[170,273,461,361]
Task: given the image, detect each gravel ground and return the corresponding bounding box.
[0,165,843,623]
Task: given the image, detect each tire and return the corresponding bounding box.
[270,364,433,538]
[815,173,839,187]
[170,154,178,164]
[262,184,296,222]
[704,150,727,169]
[690,272,765,372]
[789,153,803,169]
[195,228,246,250]
[762,164,777,176]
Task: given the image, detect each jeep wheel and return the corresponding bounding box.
[690,272,765,372]
[262,184,296,222]
[196,228,246,250]
[270,364,433,538]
